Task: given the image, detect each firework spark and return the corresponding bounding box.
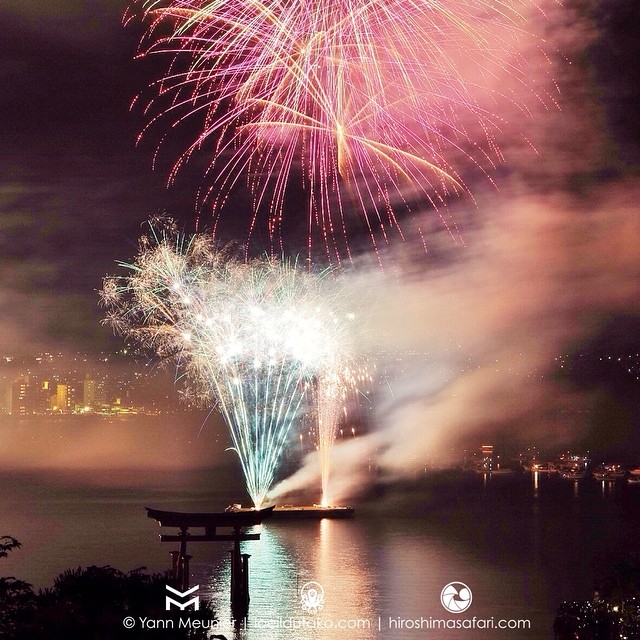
[101,220,358,507]
[127,0,556,262]
[312,363,371,506]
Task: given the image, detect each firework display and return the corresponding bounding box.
[101,221,358,507]
[111,0,555,504]
[128,0,553,260]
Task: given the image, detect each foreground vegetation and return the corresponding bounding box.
[0,536,220,639]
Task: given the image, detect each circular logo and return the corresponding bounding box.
[440,582,472,613]
[300,581,325,614]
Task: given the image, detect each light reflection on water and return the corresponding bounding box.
[193,516,547,640]
[197,520,379,640]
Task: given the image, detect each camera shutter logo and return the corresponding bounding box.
[165,584,200,610]
[440,582,472,613]
[300,581,325,613]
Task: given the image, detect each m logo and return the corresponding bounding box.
[165,584,200,610]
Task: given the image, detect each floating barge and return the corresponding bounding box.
[233,504,355,520]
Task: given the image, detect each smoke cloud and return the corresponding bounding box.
[271,183,640,504]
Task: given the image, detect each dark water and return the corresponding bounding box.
[2,467,640,639]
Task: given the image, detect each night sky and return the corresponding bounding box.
[0,0,638,358]
[1,1,193,351]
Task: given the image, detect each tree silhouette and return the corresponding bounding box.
[0,537,223,639]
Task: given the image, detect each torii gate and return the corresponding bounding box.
[146,505,275,619]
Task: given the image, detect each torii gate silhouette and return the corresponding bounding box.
[146,505,275,619]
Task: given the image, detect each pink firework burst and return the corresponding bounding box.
[128,0,557,262]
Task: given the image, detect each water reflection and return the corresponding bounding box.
[203,525,298,639]
[316,518,377,639]
[200,519,378,640]
[196,508,550,640]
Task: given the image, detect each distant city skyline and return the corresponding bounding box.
[0,349,186,416]
[1,346,637,462]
